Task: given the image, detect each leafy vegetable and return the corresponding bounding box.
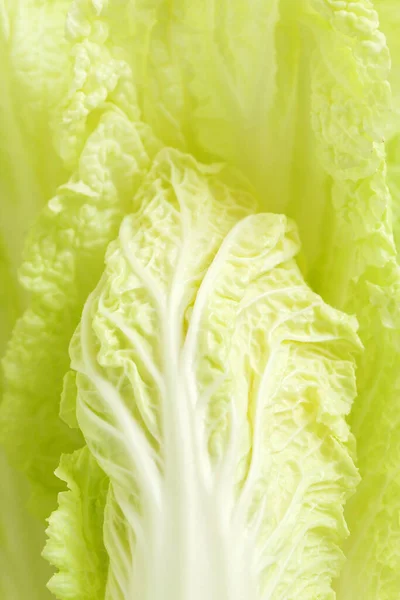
[46,149,360,599]
[333,2,400,597]
[1,1,400,599]
[43,447,109,599]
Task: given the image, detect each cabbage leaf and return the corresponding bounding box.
[45,149,360,599]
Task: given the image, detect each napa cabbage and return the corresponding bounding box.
[1,1,399,599]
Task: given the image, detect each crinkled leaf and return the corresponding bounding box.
[43,447,109,600]
[66,149,360,599]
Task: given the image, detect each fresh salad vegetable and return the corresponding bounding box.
[1,1,399,599]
